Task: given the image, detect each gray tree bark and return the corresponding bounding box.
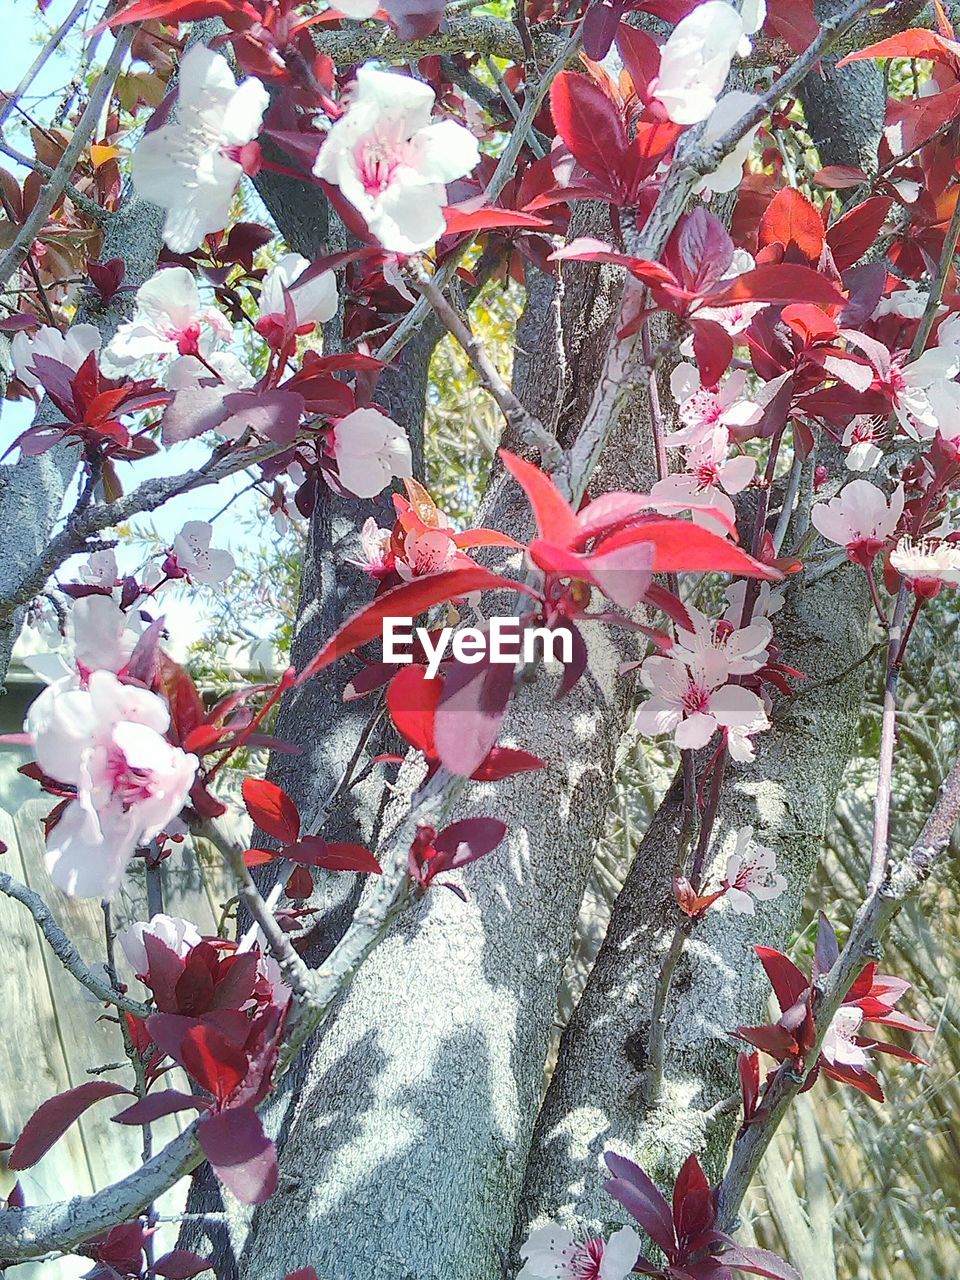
[234,198,657,1278]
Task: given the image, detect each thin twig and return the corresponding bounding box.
[411,263,562,467]
[0,870,151,1018]
[0,26,133,289]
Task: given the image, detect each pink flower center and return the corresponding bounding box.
[176,323,203,356]
[695,462,720,489]
[105,746,156,809]
[682,389,722,427]
[682,680,711,715]
[356,138,404,197]
[569,1237,605,1280]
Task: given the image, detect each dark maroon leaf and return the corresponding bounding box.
[199,1107,278,1205]
[113,1090,210,1126]
[679,208,734,293]
[715,1239,802,1280]
[813,912,840,980]
[152,1248,214,1278]
[604,1150,677,1255]
[433,817,508,871]
[8,1082,133,1170]
[88,258,126,304]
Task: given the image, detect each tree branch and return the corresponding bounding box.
[0,870,151,1018]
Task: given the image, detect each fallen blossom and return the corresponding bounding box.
[132,44,269,254]
[329,406,413,498]
[811,479,904,564]
[12,323,101,390]
[25,671,198,898]
[723,827,787,914]
[649,1,745,125]
[169,521,235,586]
[516,1224,641,1280]
[102,267,232,378]
[313,65,481,253]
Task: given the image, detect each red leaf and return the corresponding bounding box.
[499,449,579,546]
[708,264,845,310]
[433,817,508,869]
[837,28,960,66]
[549,72,628,200]
[758,188,826,260]
[825,196,892,271]
[691,319,734,387]
[8,1082,133,1169]
[285,1271,321,1280]
[673,1153,715,1248]
[593,522,782,579]
[434,655,515,777]
[755,945,809,1012]
[283,837,382,874]
[616,24,661,94]
[199,1107,278,1204]
[152,1250,214,1279]
[179,1025,248,1104]
[108,0,257,25]
[813,165,869,189]
[242,778,301,844]
[297,567,520,682]
[442,206,551,236]
[470,747,546,781]
[387,665,441,756]
[112,1090,210,1126]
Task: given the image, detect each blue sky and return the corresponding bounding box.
[0,6,282,656]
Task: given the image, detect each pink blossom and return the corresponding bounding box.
[722,579,783,627]
[131,45,268,254]
[25,671,198,898]
[170,521,235,586]
[313,65,480,253]
[258,252,338,336]
[120,913,202,976]
[649,2,745,125]
[650,426,756,532]
[667,363,762,448]
[694,91,762,195]
[329,406,413,499]
[346,517,394,578]
[165,350,254,395]
[811,479,904,563]
[890,537,960,596]
[634,648,767,753]
[722,827,787,914]
[517,1224,641,1280]
[71,595,141,674]
[12,323,101,389]
[842,415,884,472]
[395,529,459,581]
[102,267,232,378]
[821,1006,870,1069]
